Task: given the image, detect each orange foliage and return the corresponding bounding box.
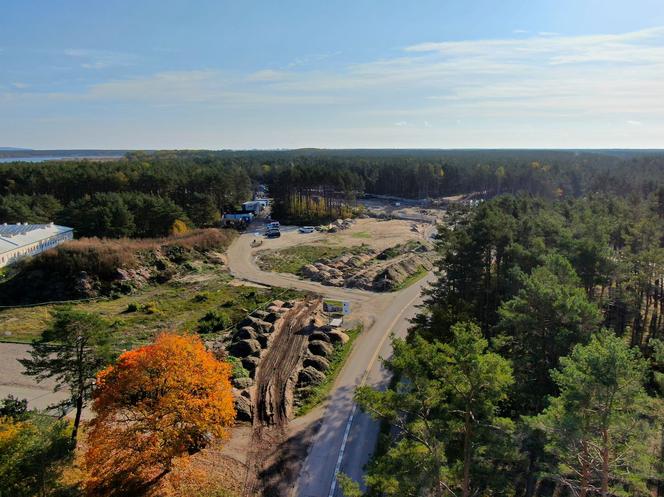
[84,333,235,497]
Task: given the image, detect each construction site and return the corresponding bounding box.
[218,214,437,496]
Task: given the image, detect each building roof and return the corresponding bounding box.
[0,223,73,254]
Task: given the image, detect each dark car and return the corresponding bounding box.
[266,230,281,238]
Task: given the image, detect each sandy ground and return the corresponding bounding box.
[225,218,437,496]
[0,217,436,496]
[358,198,446,224]
[249,218,435,254]
[0,342,74,412]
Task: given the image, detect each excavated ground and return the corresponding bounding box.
[241,297,322,496]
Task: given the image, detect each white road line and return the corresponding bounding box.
[326,288,424,497]
[328,403,357,497]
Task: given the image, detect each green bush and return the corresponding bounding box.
[192,292,209,303]
[142,301,161,315]
[196,310,231,334]
[227,356,250,379]
[0,413,74,497]
[125,302,139,313]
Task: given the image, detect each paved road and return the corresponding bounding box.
[226,227,434,497]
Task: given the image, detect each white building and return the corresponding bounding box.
[242,200,265,214]
[0,222,74,268]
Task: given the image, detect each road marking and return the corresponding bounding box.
[327,287,424,497]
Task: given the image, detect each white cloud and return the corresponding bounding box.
[64,48,137,69]
[3,27,664,148]
[246,69,289,82]
[287,51,341,68]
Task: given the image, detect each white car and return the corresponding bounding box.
[298,226,315,233]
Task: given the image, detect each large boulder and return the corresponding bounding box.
[253,319,274,334]
[263,312,280,323]
[309,330,331,343]
[238,315,260,328]
[309,340,334,358]
[302,265,319,278]
[234,327,257,341]
[328,330,350,345]
[298,366,326,387]
[241,356,260,376]
[254,310,270,320]
[234,395,253,422]
[230,339,262,358]
[270,300,285,308]
[232,377,254,389]
[304,355,331,372]
[255,333,269,349]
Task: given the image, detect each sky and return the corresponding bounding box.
[1,0,664,149]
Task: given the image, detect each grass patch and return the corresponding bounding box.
[392,265,429,291]
[351,231,371,239]
[377,240,428,260]
[257,244,370,275]
[0,266,302,344]
[296,325,363,416]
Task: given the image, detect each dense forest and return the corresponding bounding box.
[349,192,664,497]
[0,157,253,237]
[2,150,664,234]
[3,151,664,496]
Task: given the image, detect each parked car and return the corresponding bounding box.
[298,226,315,233]
[266,229,281,238]
[267,221,280,230]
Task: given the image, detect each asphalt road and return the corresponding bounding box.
[226,227,434,497]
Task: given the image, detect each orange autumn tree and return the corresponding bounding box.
[84,333,235,497]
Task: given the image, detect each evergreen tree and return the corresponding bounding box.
[531,331,657,497]
[20,309,115,443]
[497,254,601,414]
[354,322,514,497]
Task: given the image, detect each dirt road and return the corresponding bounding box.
[226,223,435,496]
[243,298,320,497]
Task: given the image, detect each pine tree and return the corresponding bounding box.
[354,322,514,497]
[20,309,114,443]
[531,331,657,497]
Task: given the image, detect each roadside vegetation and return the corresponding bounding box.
[296,325,362,416]
[345,192,664,497]
[256,244,371,275]
[1,333,238,497]
[391,264,428,291]
[3,150,664,496]
[0,279,300,344]
[0,229,236,306]
[0,245,301,344]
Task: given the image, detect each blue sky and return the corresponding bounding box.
[1,0,664,149]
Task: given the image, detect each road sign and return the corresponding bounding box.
[323,299,350,315]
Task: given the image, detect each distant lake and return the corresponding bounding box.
[0,155,124,163]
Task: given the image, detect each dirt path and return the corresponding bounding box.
[243,298,321,496]
[226,219,436,497]
[255,298,319,427]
